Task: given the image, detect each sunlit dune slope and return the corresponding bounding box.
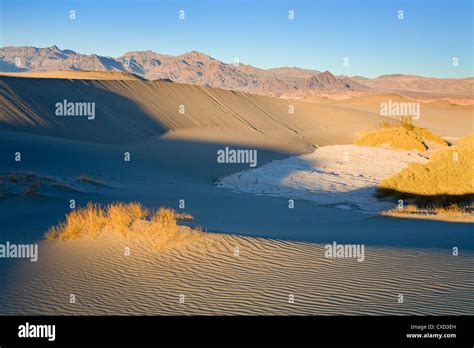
[0,74,384,145]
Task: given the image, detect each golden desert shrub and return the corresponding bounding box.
[354,117,448,151]
[44,202,198,250]
[107,202,149,237]
[377,134,474,202]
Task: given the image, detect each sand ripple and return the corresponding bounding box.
[0,233,473,315]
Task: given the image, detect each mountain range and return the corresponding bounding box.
[1,45,472,101]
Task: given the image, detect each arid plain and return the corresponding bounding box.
[0,48,473,315]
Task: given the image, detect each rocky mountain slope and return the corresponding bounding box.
[1,45,472,100]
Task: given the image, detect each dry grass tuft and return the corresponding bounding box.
[77,175,106,186]
[378,134,474,221]
[378,116,415,131]
[144,208,201,251]
[107,202,149,238]
[47,202,107,241]
[354,117,448,151]
[377,133,473,199]
[24,184,40,198]
[174,211,194,221]
[1,172,79,199]
[382,203,473,222]
[0,173,46,199]
[45,202,199,251]
[152,207,178,233]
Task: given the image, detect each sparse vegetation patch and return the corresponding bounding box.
[378,134,474,221]
[354,117,448,151]
[45,202,200,251]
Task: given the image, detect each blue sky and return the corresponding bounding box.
[0,0,472,77]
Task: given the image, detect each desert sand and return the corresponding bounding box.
[0,72,473,315]
[2,232,473,315]
[0,73,385,147]
[302,93,474,137]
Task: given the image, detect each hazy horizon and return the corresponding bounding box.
[1,0,472,78]
[3,44,474,80]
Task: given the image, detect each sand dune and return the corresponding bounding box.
[1,232,473,315]
[297,95,335,104]
[329,93,415,107]
[1,73,472,316]
[2,74,470,150]
[331,93,472,108]
[303,93,474,138]
[0,74,386,146]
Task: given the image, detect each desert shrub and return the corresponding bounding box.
[24,184,39,198]
[107,202,149,238]
[44,202,198,251]
[377,134,473,198]
[377,133,473,218]
[77,175,106,186]
[399,116,415,131]
[47,202,107,240]
[382,203,473,221]
[355,117,447,151]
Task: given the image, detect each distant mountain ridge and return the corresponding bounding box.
[1,45,472,100]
